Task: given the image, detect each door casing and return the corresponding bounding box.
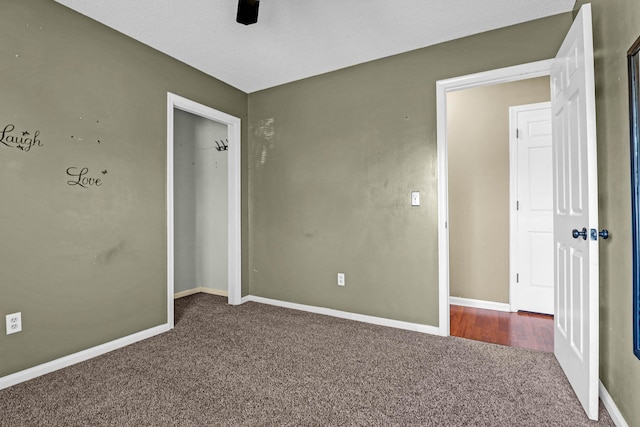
[436,60,553,336]
[166,93,242,329]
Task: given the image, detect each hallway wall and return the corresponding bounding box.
[448,77,550,304]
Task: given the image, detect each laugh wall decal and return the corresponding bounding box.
[0,124,43,151]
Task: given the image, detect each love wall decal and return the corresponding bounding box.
[0,124,43,151]
[66,167,106,188]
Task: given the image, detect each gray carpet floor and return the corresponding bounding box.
[0,293,614,426]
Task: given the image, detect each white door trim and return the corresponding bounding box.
[436,59,553,336]
[167,93,242,329]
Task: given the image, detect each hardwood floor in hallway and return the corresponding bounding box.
[450,304,554,352]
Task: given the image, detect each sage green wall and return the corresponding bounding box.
[0,0,247,378]
[248,14,573,325]
[572,1,640,425]
[448,77,550,304]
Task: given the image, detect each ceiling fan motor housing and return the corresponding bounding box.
[236,0,259,25]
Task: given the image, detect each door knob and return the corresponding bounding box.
[572,227,587,240]
[589,228,610,240]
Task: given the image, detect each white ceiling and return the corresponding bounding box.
[54,0,575,93]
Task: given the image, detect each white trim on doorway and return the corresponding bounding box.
[436,59,553,337]
[167,93,242,329]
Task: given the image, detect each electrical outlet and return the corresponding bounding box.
[337,273,345,287]
[6,312,22,335]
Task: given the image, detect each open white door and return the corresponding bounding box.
[551,4,599,420]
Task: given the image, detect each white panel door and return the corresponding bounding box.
[551,4,599,420]
[512,103,554,315]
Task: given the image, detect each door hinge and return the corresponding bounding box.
[516,128,520,139]
[516,201,520,210]
[516,273,519,283]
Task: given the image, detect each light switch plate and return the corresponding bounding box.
[411,191,420,206]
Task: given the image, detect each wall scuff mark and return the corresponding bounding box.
[252,117,275,167]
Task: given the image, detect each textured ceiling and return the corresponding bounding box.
[54,0,575,93]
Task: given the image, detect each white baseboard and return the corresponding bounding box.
[449,296,511,312]
[0,323,171,391]
[599,380,628,427]
[174,287,229,299]
[242,295,444,336]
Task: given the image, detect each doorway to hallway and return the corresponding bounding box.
[450,304,553,352]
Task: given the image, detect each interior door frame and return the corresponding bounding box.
[166,93,242,329]
[436,60,553,336]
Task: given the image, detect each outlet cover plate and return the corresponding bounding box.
[6,312,22,335]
